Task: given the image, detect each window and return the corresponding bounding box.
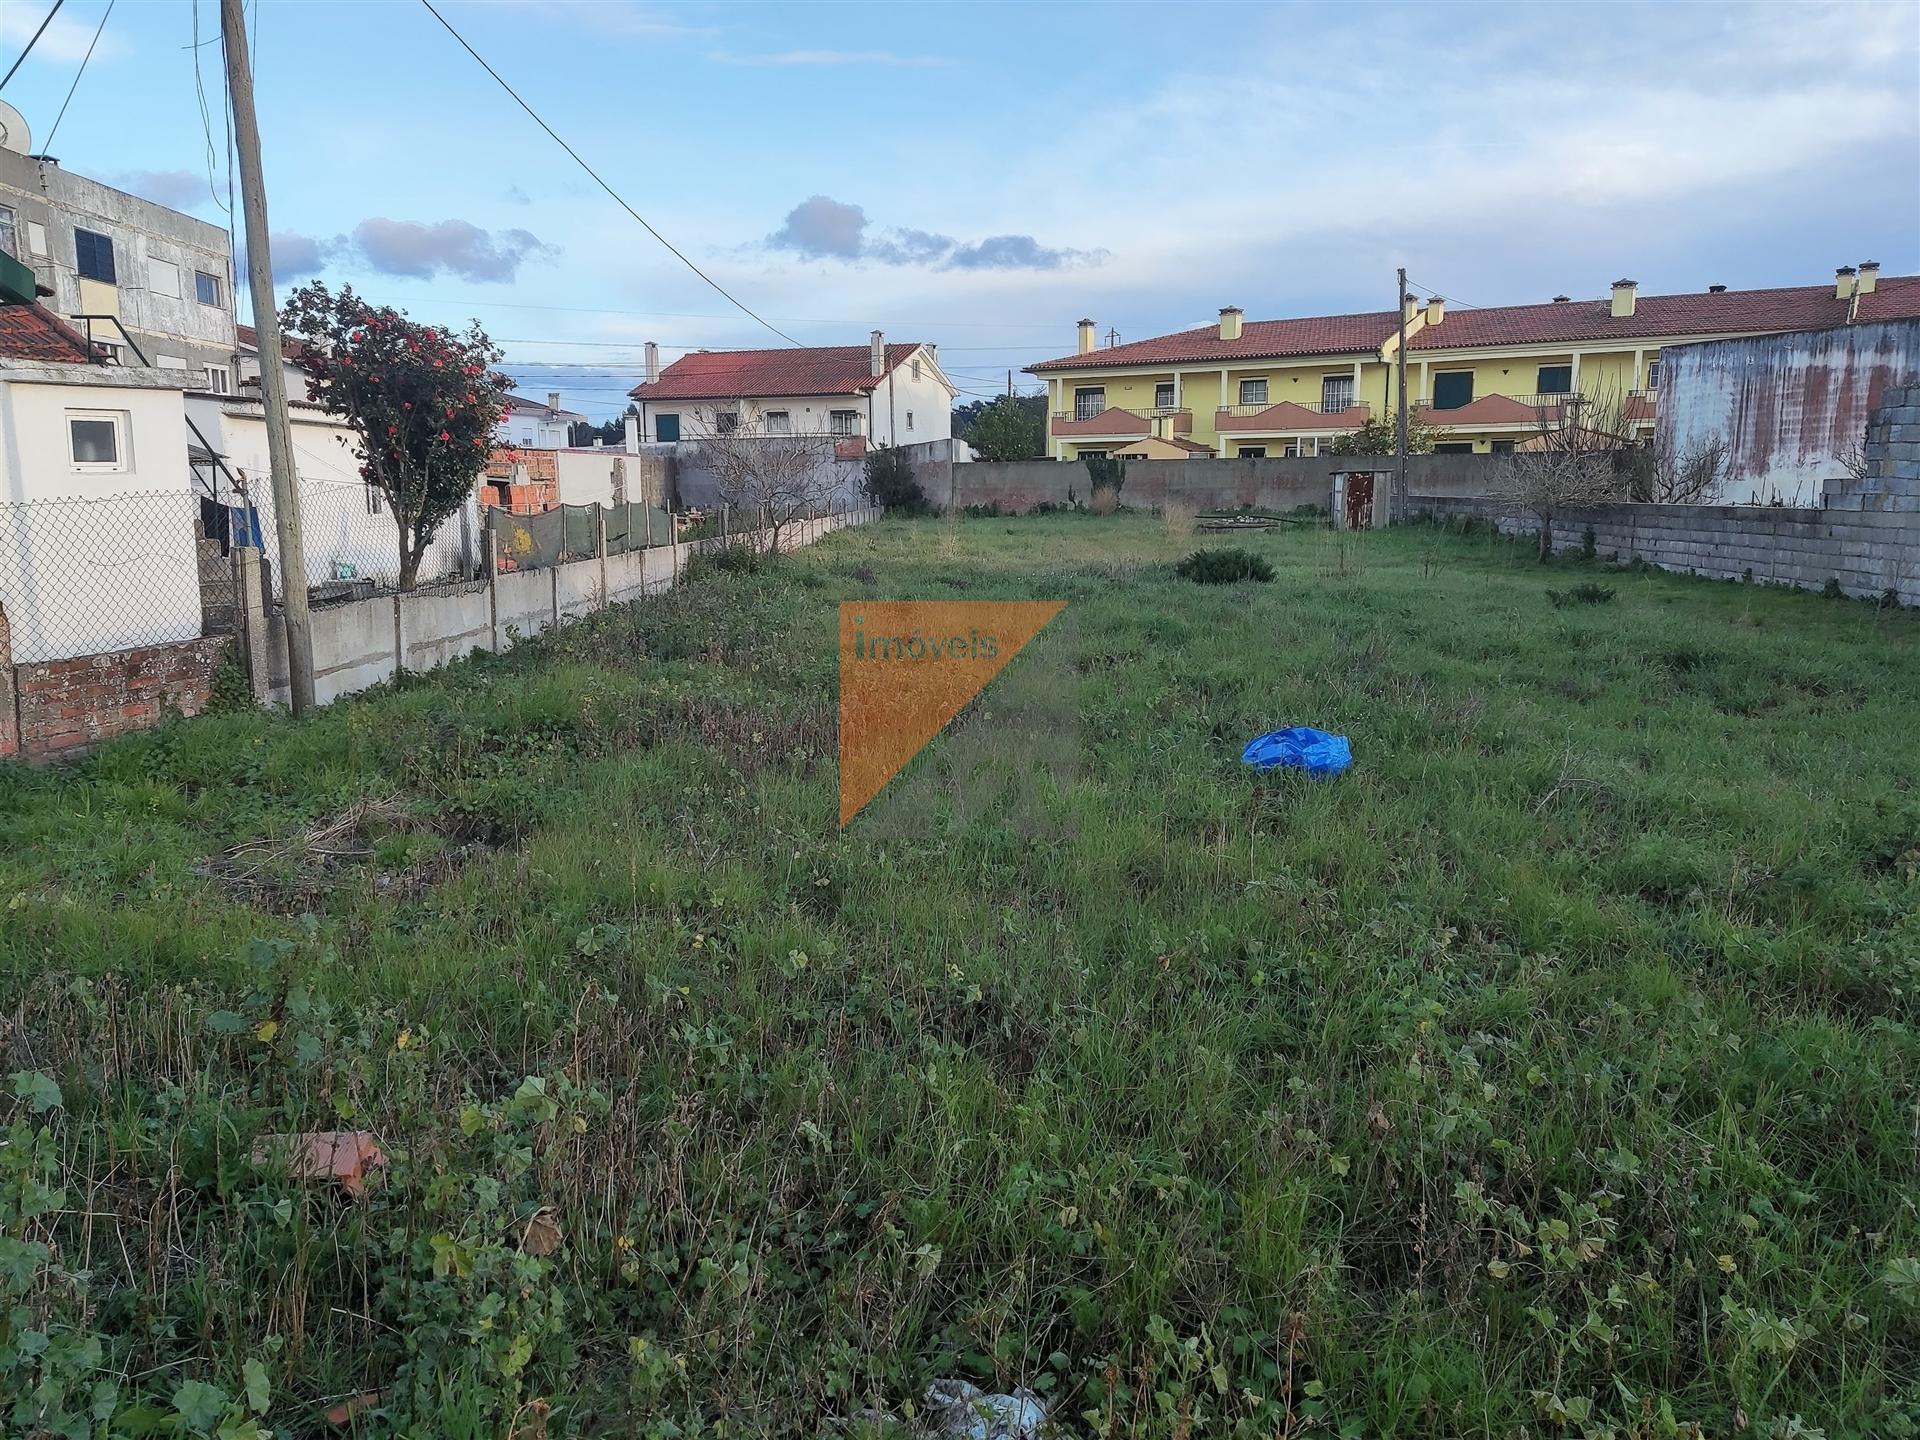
[74,227,116,284]
[1490,439,1516,455]
[1238,445,1266,459]
[1321,374,1355,411]
[830,410,858,437]
[67,411,126,470]
[906,410,914,431]
[26,220,47,255]
[195,270,223,306]
[156,354,186,369]
[911,359,922,381]
[147,258,181,298]
[1239,378,1268,406]
[204,365,231,394]
[365,483,384,515]
[1073,386,1105,421]
[1431,371,1474,410]
[765,410,791,434]
[1645,357,1661,390]
[655,413,680,442]
[0,205,14,259]
[1282,442,1299,458]
[1535,364,1572,395]
[1433,441,1475,454]
[1079,449,1108,460]
[94,341,123,365]
[714,411,740,435]
[1154,381,1176,410]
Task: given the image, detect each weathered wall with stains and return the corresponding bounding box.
[1656,318,1920,505]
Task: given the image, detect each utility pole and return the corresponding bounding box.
[222,0,314,714]
[1394,265,1409,522]
[1006,369,1013,399]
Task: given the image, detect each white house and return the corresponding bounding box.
[0,273,203,661]
[627,333,957,454]
[497,390,584,449]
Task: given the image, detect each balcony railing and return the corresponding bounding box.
[1051,406,1192,437]
[1215,399,1371,432]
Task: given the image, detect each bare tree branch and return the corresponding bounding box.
[689,403,842,554]
[1491,388,1633,561]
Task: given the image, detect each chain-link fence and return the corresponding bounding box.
[0,489,240,665]
[243,480,479,597]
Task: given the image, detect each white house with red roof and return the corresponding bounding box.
[628,331,955,457]
[1026,263,1920,476]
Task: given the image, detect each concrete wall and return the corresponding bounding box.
[946,452,1502,513]
[1411,385,1920,605]
[257,507,879,709]
[1656,319,1920,505]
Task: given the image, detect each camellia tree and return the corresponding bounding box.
[280,283,510,590]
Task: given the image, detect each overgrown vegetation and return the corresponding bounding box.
[2,515,1917,1437]
[1172,546,1276,584]
[863,443,932,515]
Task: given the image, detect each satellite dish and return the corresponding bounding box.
[0,101,29,156]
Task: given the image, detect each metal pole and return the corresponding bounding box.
[1394,266,1409,524]
[222,0,314,714]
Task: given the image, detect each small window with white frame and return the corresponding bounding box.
[0,205,16,259]
[1645,355,1661,390]
[204,364,231,394]
[765,410,791,434]
[911,358,922,381]
[148,258,181,298]
[1239,378,1268,406]
[195,270,223,306]
[68,410,128,471]
[906,410,914,431]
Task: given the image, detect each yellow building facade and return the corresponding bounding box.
[1026,269,1905,460]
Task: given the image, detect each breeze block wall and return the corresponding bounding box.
[1411,386,1920,605]
[11,635,227,761]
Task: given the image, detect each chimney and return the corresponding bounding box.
[1401,292,1419,322]
[1610,279,1637,319]
[643,341,660,384]
[1858,261,1879,295]
[1835,265,1856,300]
[1552,295,1571,304]
[1425,295,1444,326]
[1076,318,1096,355]
[869,329,885,377]
[1218,306,1243,341]
[547,390,561,413]
[1708,284,1727,294]
[624,414,640,453]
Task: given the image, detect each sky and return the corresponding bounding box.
[2,0,1917,421]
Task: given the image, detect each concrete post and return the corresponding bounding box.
[670,511,680,586]
[234,546,273,704]
[596,503,608,610]
[486,530,501,651]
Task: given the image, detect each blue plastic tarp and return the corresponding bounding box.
[1242,727,1352,777]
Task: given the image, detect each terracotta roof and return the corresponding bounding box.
[234,323,314,366]
[1027,276,1920,372]
[0,299,98,363]
[630,343,926,401]
[505,392,585,419]
[1029,313,1395,373]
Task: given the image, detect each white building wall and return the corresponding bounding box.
[638,347,955,448]
[0,371,202,660]
[497,410,575,448]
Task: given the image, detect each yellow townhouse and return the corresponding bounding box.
[1026,263,1919,459]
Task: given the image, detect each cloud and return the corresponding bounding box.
[117,169,211,212]
[350,219,560,283]
[268,231,334,283]
[766,196,1098,271]
[0,6,129,66]
[767,196,869,260]
[709,48,948,67]
[503,185,532,206]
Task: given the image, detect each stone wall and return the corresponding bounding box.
[947,452,1501,513]
[1411,385,1920,604]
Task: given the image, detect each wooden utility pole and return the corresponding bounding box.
[1394,266,1409,522]
[222,0,314,714]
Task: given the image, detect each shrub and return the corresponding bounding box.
[864,444,931,515]
[1174,547,1275,584]
[1083,455,1126,495]
[1547,583,1617,608]
[684,544,766,581]
[1089,487,1119,516]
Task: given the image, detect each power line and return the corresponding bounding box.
[351,291,1070,332]
[417,0,804,349]
[0,0,65,91]
[41,0,112,153]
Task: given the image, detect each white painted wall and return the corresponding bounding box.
[497,408,574,448]
[0,368,202,661]
[639,345,958,448]
[554,448,633,507]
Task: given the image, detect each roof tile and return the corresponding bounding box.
[0,300,98,364]
[630,344,925,401]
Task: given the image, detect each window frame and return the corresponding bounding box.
[194,270,223,306]
[829,409,859,437]
[764,409,792,435]
[67,410,128,471]
[905,409,914,431]
[74,227,116,284]
[1645,358,1661,391]
[1535,364,1573,396]
[1320,373,1355,411]
[0,205,16,259]
[147,257,181,298]
[1238,378,1269,407]
[654,412,680,442]
[1490,439,1516,455]
[1430,371,1474,410]
[713,411,740,435]
[1238,445,1267,459]
[204,365,231,395]
[1073,386,1106,421]
[1432,441,1476,455]
[1154,381,1176,410]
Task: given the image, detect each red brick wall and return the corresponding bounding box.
[12,636,227,761]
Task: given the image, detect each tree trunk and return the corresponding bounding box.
[393,504,420,592]
[1537,513,1553,563]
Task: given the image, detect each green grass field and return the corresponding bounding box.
[2,515,1917,1438]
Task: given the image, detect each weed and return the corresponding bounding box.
[1173,547,1275,584]
[1547,582,1617,608]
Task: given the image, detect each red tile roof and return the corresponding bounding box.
[1029,312,1396,372]
[630,343,926,401]
[234,323,314,366]
[1027,277,1920,372]
[0,299,98,363]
